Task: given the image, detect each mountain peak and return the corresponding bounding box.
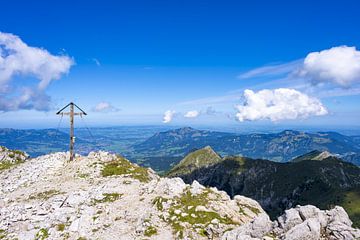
[292,150,335,162]
[167,146,221,177]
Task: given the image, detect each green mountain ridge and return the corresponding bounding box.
[291,150,334,162]
[167,146,222,176]
[134,127,360,170]
[167,146,360,228]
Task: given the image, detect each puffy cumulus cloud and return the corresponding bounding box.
[184,110,199,118]
[235,88,328,122]
[299,46,360,87]
[163,110,175,123]
[92,102,120,113]
[0,32,74,111]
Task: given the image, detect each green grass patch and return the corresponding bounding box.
[152,196,169,211]
[340,190,360,228]
[238,203,261,215]
[29,190,62,200]
[158,188,236,238]
[56,224,65,231]
[35,228,49,240]
[92,193,122,204]
[0,159,24,171]
[0,229,7,239]
[78,173,89,179]
[144,226,157,237]
[101,156,151,183]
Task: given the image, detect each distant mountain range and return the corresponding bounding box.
[167,146,360,228]
[1,127,360,171]
[0,128,92,157]
[133,127,360,169]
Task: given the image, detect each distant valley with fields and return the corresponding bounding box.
[1,126,360,173]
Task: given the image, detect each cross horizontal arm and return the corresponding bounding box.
[57,112,85,116]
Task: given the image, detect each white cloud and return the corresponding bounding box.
[0,32,74,111]
[299,46,360,87]
[238,60,301,79]
[236,88,328,122]
[163,110,175,123]
[92,102,120,112]
[184,110,199,118]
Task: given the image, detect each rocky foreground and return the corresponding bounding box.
[0,150,359,240]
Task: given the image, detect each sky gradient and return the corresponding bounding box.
[0,0,360,129]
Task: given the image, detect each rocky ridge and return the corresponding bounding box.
[0,150,359,239]
[0,146,28,164]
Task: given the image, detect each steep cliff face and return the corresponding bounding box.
[0,149,359,239]
[168,147,360,228]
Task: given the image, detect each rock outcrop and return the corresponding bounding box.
[0,150,359,239]
[223,205,360,240]
[0,146,28,164]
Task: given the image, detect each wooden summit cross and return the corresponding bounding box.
[56,102,87,161]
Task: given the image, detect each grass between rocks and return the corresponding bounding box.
[92,193,122,204]
[0,229,7,239]
[340,190,360,228]
[153,188,237,238]
[144,226,157,237]
[237,203,261,215]
[56,224,65,231]
[35,228,49,240]
[29,190,62,200]
[0,159,24,171]
[101,156,151,183]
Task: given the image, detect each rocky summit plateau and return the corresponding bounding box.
[0,147,359,240]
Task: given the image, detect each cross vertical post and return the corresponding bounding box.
[69,103,75,161]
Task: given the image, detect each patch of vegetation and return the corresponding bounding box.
[144,226,157,237]
[29,190,62,200]
[159,188,236,238]
[35,228,49,240]
[0,159,24,171]
[92,193,122,204]
[78,173,89,179]
[152,196,169,211]
[238,203,260,215]
[101,156,151,182]
[340,190,360,228]
[198,228,208,237]
[0,229,7,239]
[77,237,87,240]
[56,224,65,231]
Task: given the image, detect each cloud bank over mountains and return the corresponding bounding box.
[235,88,328,122]
[0,32,74,112]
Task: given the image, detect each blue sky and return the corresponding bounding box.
[0,0,360,129]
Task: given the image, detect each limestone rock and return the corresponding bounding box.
[0,149,358,240]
